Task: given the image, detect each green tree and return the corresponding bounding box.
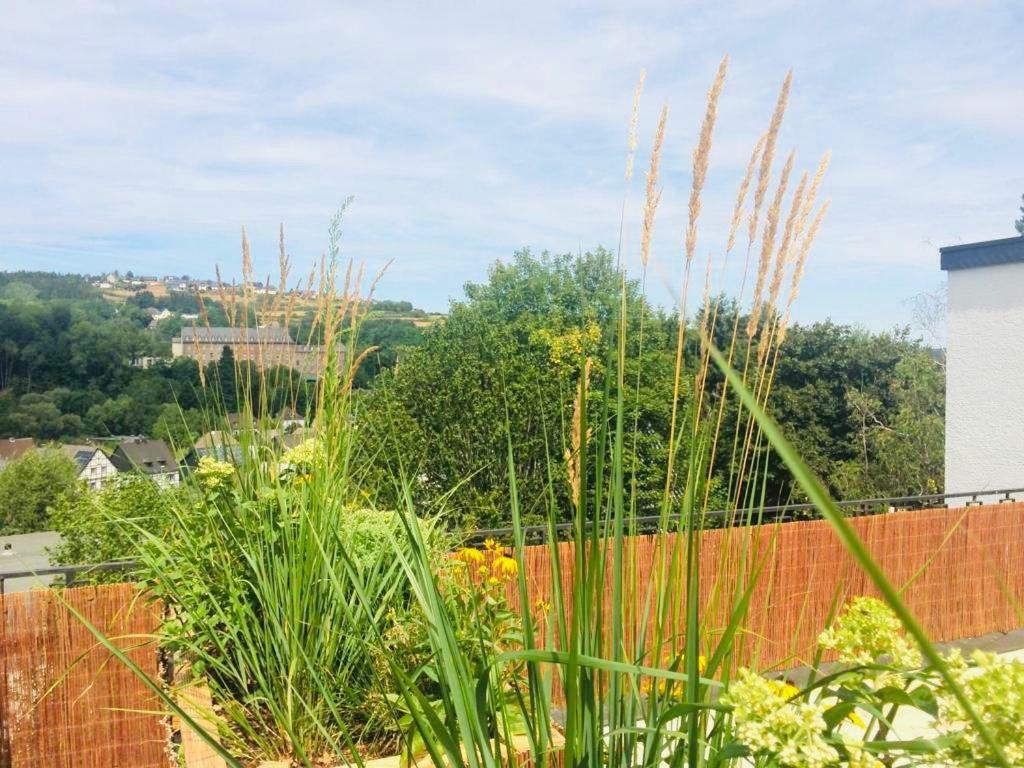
[1016,193,1024,236]
[0,449,81,533]
[830,353,944,498]
[357,248,679,529]
[49,474,175,568]
[151,403,206,451]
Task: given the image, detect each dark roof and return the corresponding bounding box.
[111,438,178,475]
[177,326,294,344]
[940,236,1024,271]
[60,444,99,471]
[0,438,34,463]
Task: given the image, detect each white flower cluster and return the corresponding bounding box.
[936,648,1024,766]
[818,596,920,669]
[723,669,839,768]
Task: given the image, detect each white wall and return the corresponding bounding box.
[945,260,1024,494]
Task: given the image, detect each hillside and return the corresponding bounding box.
[0,270,436,441]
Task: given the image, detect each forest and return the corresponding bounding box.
[0,250,944,532]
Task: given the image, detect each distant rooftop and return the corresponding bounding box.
[111,437,178,475]
[0,437,34,464]
[177,326,294,344]
[60,443,99,471]
[940,236,1024,271]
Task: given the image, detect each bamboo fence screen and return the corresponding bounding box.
[514,503,1024,670]
[1,503,1023,765]
[0,582,166,768]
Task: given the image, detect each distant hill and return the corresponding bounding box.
[0,269,438,441]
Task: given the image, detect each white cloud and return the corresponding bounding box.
[0,1,1021,325]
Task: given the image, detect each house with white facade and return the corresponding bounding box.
[61,444,119,491]
[110,437,180,488]
[941,236,1024,496]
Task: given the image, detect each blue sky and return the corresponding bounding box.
[2,1,1022,332]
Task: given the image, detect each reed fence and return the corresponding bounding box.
[1,503,1023,766]
[514,503,1024,671]
[0,582,166,768]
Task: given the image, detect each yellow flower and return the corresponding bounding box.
[457,547,485,565]
[492,556,519,579]
[476,566,489,578]
[847,710,866,729]
[771,679,801,700]
[534,599,551,614]
[483,538,500,552]
[486,577,501,587]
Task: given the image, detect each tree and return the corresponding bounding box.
[0,449,81,534]
[357,248,679,529]
[831,353,944,498]
[1016,193,1024,236]
[151,403,206,451]
[49,474,175,569]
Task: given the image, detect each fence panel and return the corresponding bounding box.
[513,503,1024,671]
[0,583,167,768]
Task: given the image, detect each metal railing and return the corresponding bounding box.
[466,487,1024,543]
[0,560,137,595]
[3,487,1023,589]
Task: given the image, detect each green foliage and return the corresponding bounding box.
[151,403,206,452]
[0,448,81,533]
[352,317,424,388]
[49,474,176,569]
[1016,192,1024,236]
[831,353,944,498]
[357,248,681,529]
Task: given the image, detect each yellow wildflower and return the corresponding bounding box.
[483,538,500,552]
[492,555,519,579]
[847,710,866,729]
[771,679,800,700]
[457,547,485,565]
[194,456,234,490]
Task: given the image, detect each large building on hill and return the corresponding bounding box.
[170,325,331,378]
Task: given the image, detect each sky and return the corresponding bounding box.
[1,1,1022,332]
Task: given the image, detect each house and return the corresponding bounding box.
[147,308,174,328]
[61,444,119,491]
[181,430,245,469]
[279,406,306,431]
[941,236,1024,496]
[0,438,34,469]
[110,437,180,487]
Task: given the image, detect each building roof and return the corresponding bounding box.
[177,325,294,344]
[0,438,34,464]
[111,437,178,475]
[60,443,101,471]
[940,236,1024,271]
[193,430,239,450]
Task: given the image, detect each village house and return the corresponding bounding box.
[61,444,119,491]
[110,437,180,487]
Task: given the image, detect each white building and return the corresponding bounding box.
[61,444,119,491]
[941,236,1024,497]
